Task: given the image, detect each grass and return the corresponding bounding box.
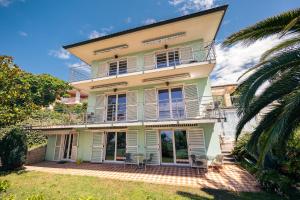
[0,170,282,200]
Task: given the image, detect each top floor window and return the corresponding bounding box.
[156,50,180,68]
[109,60,127,76]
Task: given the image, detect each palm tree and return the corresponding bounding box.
[222,8,300,167]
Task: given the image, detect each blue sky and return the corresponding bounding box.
[0,0,299,85]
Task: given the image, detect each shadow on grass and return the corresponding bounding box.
[177,188,282,200]
[0,166,28,176]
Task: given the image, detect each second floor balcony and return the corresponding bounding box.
[69,41,216,83]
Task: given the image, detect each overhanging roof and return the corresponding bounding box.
[63,5,228,64]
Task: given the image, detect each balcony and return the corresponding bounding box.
[69,41,216,85]
[29,96,226,129]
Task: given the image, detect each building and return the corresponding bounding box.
[59,90,88,105]
[36,5,228,165]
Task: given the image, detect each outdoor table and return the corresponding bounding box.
[133,153,145,169]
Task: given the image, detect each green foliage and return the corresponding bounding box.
[232,133,251,160]
[26,131,47,149]
[222,8,300,167]
[0,180,10,193]
[257,170,294,198]
[0,127,28,170]
[0,55,71,127]
[54,102,87,114]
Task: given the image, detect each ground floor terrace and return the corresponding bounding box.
[25,161,260,192]
[43,123,221,166]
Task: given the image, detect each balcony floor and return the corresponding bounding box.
[26,162,259,192]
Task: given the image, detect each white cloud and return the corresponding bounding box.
[211,35,285,86]
[0,0,11,7]
[49,48,70,60]
[88,26,113,39]
[169,0,216,14]
[67,62,91,75]
[143,18,157,25]
[18,31,28,37]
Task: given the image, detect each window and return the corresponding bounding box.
[158,87,185,119]
[107,94,127,121]
[156,50,180,68]
[108,60,127,76]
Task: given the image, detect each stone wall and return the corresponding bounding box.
[26,145,46,164]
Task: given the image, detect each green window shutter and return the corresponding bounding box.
[184,84,199,118]
[91,132,104,163]
[127,57,137,73]
[126,130,138,162]
[145,129,160,165]
[71,133,78,161]
[127,91,138,121]
[144,88,157,120]
[54,135,62,161]
[97,62,108,78]
[95,94,106,123]
[143,53,155,70]
[188,128,206,157]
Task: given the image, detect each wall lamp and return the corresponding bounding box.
[94,44,128,55]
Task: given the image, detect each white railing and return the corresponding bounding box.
[69,41,215,82]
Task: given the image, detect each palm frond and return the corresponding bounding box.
[236,48,300,115]
[281,16,300,37]
[223,8,300,47]
[257,89,300,166]
[260,36,300,61]
[235,68,300,139]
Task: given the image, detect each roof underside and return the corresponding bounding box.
[64,5,228,64]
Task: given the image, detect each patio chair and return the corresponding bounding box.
[190,154,208,174]
[142,153,154,170]
[210,154,223,170]
[124,153,134,169]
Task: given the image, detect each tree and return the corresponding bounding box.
[0,56,71,127]
[0,127,28,170]
[222,8,300,167]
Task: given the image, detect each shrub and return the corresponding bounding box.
[232,133,251,160]
[0,180,9,193]
[257,170,294,198]
[0,127,28,170]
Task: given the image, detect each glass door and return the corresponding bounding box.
[62,134,73,160]
[158,89,171,119]
[171,88,185,119]
[105,132,116,161]
[107,94,127,122]
[160,130,189,164]
[174,130,189,164]
[105,132,126,161]
[160,130,174,163]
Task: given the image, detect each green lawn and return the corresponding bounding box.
[0,170,282,200]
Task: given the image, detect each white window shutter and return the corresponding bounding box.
[95,94,106,123]
[71,133,78,161]
[91,132,104,163]
[126,130,138,162]
[144,89,157,120]
[184,84,199,118]
[97,62,108,78]
[188,129,206,157]
[144,53,155,70]
[127,91,138,121]
[145,129,160,165]
[180,46,193,64]
[127,57,137,73]
[54,135,62,161]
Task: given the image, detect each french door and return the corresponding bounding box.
[160,130,189,164]
[106,94,126,121]
[105,132,126,161]
[62,134,74,160]
[158,88,185,119]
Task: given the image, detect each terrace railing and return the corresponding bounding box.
[69,41,216,82]
[29,96,226,128]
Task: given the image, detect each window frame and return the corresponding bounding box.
[108,59,128,76]
[155,48,180,69]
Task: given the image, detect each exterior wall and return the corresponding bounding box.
[26,146,46,164]
[87,77,211,115]
[90,39,204,79]
[45,135,56,161]
[44,123,221,162]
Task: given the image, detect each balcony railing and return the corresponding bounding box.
[29,96,226,128]
[69,41,216,82]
